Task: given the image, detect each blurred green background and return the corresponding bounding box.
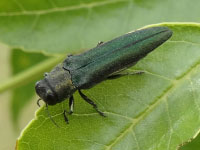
[0,44,37,149]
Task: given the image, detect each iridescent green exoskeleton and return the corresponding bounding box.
[35,26,172,126]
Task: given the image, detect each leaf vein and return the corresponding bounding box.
[131,130,140,150]
[165,99,173,150]
[0,0,127,16]
[189,78,200,113]
[168,40,200,47]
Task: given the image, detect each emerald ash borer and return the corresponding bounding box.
[35,26,172,126]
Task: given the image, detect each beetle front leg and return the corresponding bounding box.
[69,95,74,115]
[78,90,106,117]
[63,110,69,124]
[97,41,104,46]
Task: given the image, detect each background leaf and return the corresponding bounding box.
[16,23,200,150]
[10,49,48,129]
[1,0,200,53]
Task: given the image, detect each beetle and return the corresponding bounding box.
[35,26,172,126]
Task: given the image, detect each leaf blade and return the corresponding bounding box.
[1,0,200,54]
[17,23,200,150]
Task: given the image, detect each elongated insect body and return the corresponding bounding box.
[63,27,172,89]
[35,26,172,125]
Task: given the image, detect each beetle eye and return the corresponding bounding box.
[39,87,46,94]
[35,83,46,96]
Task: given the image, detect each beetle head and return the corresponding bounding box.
[35,79,58,105]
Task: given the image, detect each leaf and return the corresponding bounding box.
[10,49,48,128]
[16,23,200,150]
[179,133,200,150]
[1,0,200,54]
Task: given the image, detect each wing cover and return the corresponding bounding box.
[63,27,172,89]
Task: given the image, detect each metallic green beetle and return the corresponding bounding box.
[35,26,172,126]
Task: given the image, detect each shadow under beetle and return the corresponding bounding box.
[35,26,173,126]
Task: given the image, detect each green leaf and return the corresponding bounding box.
[179,133,200,150]
[10,49,48,128]
[1,0,200,54]
[16,23,200,150]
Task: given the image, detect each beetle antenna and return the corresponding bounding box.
[45,104,60,128]
[37,98,42,107]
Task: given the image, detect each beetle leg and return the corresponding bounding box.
[68,54,73,57]
[63,110,69,124]
[69,95,74,115]
[46,104,60,127]
[78,90,106,117]
[44,72,48,77]
[97,41,104,46]
[37,98,42,107]
[107,71,144,80]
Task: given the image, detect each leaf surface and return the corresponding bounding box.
[17,23,200,150]
[1,0,200,53]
